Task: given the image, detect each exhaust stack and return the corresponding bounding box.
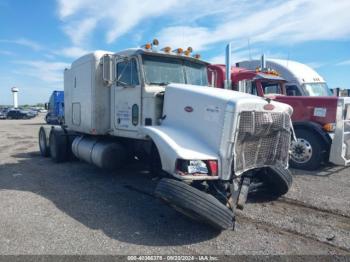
[225,43,232,89]
[261,54,266,70]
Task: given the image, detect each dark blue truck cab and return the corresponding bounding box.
[45,91,64,125]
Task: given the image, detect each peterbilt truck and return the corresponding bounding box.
[38,40,294,230]
[209,48,350,170]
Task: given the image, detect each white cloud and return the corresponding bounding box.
[209,55,225,65]
[57,0,181,45]
[13,60,69,83]
[56,46,90,58]
[208,48,262,65]
[63,18,97,45]
[158,0,350,52]
[56,0,247,45]
[57,0,86,18]
[337,60,350,66]
[0,38,43,51]
[56,0,350,54]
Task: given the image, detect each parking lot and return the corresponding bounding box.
[0,115,349,255]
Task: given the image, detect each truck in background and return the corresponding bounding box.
[333,87,350,97]
[208,48,350,170]
[236,59,333,97]
[38,40,294,230]
[45,91,64,125]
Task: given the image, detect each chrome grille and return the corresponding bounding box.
[234,111,291,175]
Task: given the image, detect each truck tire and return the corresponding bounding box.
[290,129,325,170]
[38,127,50,157]
[49,128,69,163]
[155,178,234,230]
[263,166,293,197]
[67,134,78,161]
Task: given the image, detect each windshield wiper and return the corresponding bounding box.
[148,82,170,86]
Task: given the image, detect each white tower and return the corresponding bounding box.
[11,87,19,108]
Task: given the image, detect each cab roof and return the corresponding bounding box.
[236,59,325,84]
[69,48,208,69]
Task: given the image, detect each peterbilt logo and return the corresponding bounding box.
[184,106,193,112]
[263,104,275,110]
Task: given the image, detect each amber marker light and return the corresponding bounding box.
[145,43,152,50]
[173,48,184,54]
[161,46,172,53]
[323,123,336,132]
[184,47,193,56]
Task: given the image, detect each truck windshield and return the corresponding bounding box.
[303,83,332,96]
[262,82,283,95]
[142,55,208,86]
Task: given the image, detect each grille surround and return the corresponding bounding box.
[233,111,291,175]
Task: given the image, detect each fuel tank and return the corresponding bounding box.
[72,136,127,169]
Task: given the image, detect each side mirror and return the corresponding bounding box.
[45,103,48,110]
[102,54,115,85]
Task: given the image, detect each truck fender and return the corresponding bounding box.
[292,121,331,149]
[140,126,218,175]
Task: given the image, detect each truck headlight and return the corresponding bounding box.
[175,159,218,176]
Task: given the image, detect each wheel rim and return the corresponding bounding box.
[39,130,46,153]
[290,138,313,164]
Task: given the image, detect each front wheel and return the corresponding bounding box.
[249,166,293,197]
[264,166,293,197]
[289,129,326,170]
[155,178,234,230]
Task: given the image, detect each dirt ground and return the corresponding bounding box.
[0,115,349,255]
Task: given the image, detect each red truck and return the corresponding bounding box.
[208,54,350,170]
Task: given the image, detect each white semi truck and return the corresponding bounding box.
[38,40,294,230]
[237,59,332,97]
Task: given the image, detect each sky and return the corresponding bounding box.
[0,0,350,105]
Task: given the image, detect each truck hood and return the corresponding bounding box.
[163,83,292,115]
[270,95,339,125]
[161,83,292,152]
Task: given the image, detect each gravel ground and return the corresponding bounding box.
[0,115,349,255]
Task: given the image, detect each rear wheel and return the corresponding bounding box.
[155,178,234,230]
[38,127,50,157]
[290,129,326,170]
[49,128,69,163]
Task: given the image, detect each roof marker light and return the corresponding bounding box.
[193,54,201,59]
[152,39,159,46]
[161,46,172,53]
[184,47,193,56]
[173,48,184,55]
[144,43,152,50]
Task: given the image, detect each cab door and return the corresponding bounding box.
[114,57,142,134]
